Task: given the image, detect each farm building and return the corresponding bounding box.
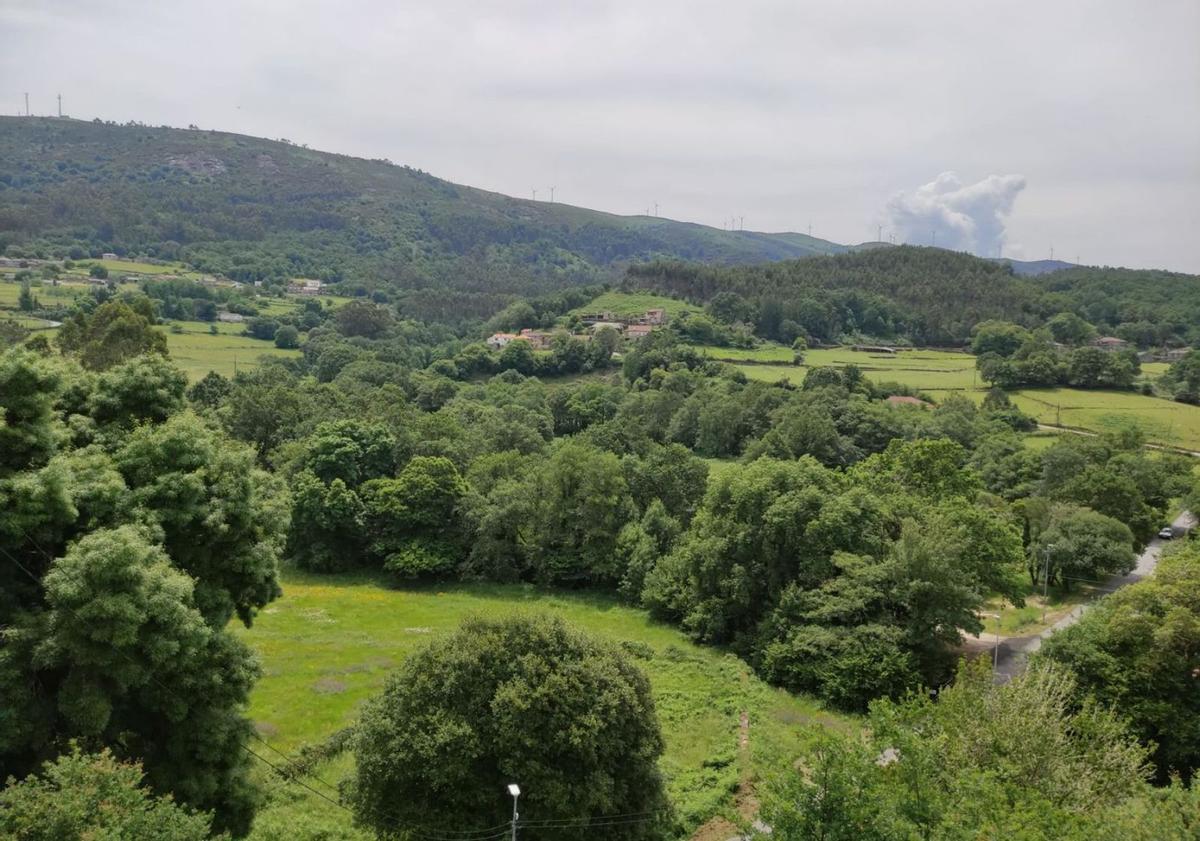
[487,332,521,350]
[885,395,928,408]
[217,311,245,323]
[519,328,553,350]
[626,324,654,340]
[288,278,324,295]
[1092,336,1129,351]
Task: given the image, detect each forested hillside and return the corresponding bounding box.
[626,248,1200,345]
[0,117,844,303]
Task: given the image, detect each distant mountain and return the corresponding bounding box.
[993,258,1077,276]
[0,117,848,298]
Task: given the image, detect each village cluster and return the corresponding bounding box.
[486,307,667,350]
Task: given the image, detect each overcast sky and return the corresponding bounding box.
[3,0,1198,271]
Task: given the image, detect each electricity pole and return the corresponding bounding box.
[992,600,1003,678]
[1041,545,1053,623]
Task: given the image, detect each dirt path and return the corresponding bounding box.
[1035,423,1200,458]
[689,675,767,841]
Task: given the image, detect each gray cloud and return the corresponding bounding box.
[1,0,1197,270]
[885,172,1026,257]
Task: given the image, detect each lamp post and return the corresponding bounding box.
[507,783,521,841]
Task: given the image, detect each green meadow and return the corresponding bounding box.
[1009,388,1200,452]
[158,323,301,380]
[238,571,848,840]
[732,347,980,391]
[718,345,1200,452]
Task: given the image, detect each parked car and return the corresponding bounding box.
[1158,526,1175,540]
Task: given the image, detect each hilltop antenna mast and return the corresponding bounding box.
[1050,244,1054,260]
[532,188,537,201]
[807,222,812,237]
[739,215,744,230]
[877,224,882,242]
[932,230,937,247]
[24,92,29,116]
[57,94,62,117]
[654,201,659,217]
[549,186,555,202]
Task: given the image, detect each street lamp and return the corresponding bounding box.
[507,784,521,841]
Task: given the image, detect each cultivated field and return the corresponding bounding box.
[720,345,1200,452]
[157,324,301,380]
[732,347,980,391]
[238,571,848,840]
[1009,388,1200,452]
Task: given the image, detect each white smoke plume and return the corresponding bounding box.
[885,172,1026,256]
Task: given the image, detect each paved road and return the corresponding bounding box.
[991,509,1196,683]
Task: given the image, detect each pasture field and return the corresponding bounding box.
[723,346,1200,452]
[74,258,202,277]
[0,278,96,308]
[158,326,301,380]
[238,572,848,840]
[569,290,703,319]
[1008,388,1200,452]
[696,344,795,363]
[735,347,979,391]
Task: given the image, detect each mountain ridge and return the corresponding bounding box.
[0,116,855,290]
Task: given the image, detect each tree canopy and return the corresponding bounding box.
[348,615,668,840]
[0,347,286,837]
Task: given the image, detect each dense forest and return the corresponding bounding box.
[626,249,1200,346]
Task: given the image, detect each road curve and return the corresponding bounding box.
[991,509,1196,684]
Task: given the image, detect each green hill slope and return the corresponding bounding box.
[0,117,845,297]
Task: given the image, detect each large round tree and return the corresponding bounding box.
[0,347,286,837]
[348,615,669,840]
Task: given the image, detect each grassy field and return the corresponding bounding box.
[736,347,980,391]
[569,291,703,320]
[0,279,97,308]
[79,258,201,277]
[237,571,848,840]
[723,346,1200,452]
[1009,388,1200,452]
[159,325,301,381]
[696,344,796,364]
